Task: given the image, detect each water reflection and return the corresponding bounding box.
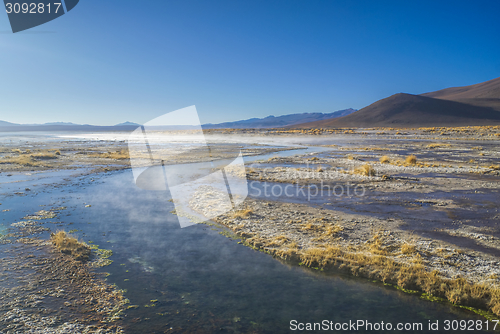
[65,170,486,333]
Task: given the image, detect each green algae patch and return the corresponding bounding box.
[420,293,447,303]
[88,243,114,267]
[383,283,420,294]
[456,306,499,322]
[219,229,240,240]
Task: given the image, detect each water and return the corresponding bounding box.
[0,168,490,333]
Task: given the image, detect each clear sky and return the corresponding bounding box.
[1,0,499,125]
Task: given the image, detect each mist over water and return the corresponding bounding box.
[36,169,483,332]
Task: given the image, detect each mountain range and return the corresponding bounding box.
[0,121,83,127]
[0,109,356,131]
[203,108,356,128]
[293,76,500,128]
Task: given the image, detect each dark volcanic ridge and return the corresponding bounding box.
[421,76,500,112]
[293,76,500,128]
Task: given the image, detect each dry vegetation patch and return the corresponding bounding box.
[353,164,376,176]
[405,155,417,165]
[233,208,253,219]
[379,155,390,163]
[51,231,91,262]
[87,149,129,160]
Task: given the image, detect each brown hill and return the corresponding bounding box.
[292,93,500,128]
[421,76,500,111]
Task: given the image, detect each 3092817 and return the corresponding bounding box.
[5,2,62,14]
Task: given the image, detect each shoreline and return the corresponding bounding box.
[212,198,500,319]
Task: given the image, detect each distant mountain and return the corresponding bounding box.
[115,121,140,126]
[421,76,500,111]
[204,108,356,129]
[0,120,140,132]
[0,120,19,126]
[292,93,500,128]
[292,77,500,128]
[42,122,80,126]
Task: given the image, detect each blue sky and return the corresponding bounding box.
[1,0,499,125]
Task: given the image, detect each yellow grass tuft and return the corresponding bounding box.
[301,222,321,231]
[427,143,451,149]
[401,243,417,255]
[51,231,91,262]
[405,155,417,165]
[354,164,375,176]
[233,208,253,219]
[0,149,59,167]
[324,224,343,237]
[268,235,289,247]
[379,156,390,163]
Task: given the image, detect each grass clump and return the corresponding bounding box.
[427,143,451,149]
[368,233,390,255]
[301,222,321,231]
[353,164,375,176]
[88,149,129,160]
[268,235,289,246]
[51,231,91,262]
[324,224,343,237]
[379,156,390,164]
[405,155,417,165]
[0,155,38,166]
[401,243,417,255]
[0,149,59,167]
[233,208,253,219]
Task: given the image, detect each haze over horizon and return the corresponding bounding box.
[1,1,499,125]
